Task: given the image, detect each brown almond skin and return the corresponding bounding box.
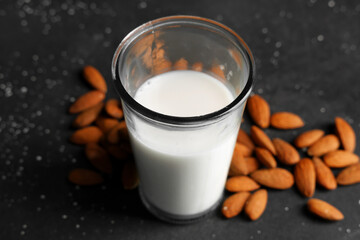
[229,156,259,176]
[237,129,255,151]
[247,95,270,128]
[70,126,103,144]
[307,134,340,157]
[254,147,277,168]
[272,138,300,165]
[250,126,277,155]
[313,157,337,190]
[95,116,119,133]
[226,176,261,192]
[222,192,251,218]
[294,158,316,197]
[210,64,225,80]
[192,62,203,71]
[83,66,107,93]
[105,143,132,160]
[122,161,139,190]
[294,129,325,148]
[336,163,360,185]
[323,150,359,168]
[68,168,104,186]
[72,102,104,128]
[307,198,344,221]
[85,143,112,174]
[250,168,294,189]
[173,58,188,70]
[245,189,268,221]
[105,99,124,119]
[270,112,304,130]
[335,117,356,152]
[236,143,253,157]
[69,90,106,114]
[107,121,129,144]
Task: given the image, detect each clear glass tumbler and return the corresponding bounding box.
[112,16,255,223]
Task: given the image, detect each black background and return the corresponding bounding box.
[1,0,360,239]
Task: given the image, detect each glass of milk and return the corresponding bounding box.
[112,16,254,223]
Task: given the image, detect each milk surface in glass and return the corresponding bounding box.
[129,70,238,216]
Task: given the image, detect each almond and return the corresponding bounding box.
[229,156,259,176]
[105,99,123,119]
[122,161,139,190]
[307,198,344,221]
[272,138,300,165]
[250,126,277,155]
[294,158,316,197]
[70,126,103,144]
[335,117,356,152]
[323,150,359,168]
[68,168,104,186]
[313,157,337,190]
[85,143,112,174]
[236,143,253,157]
[72,102,104,128]
[336,163,360,185]
[254,147,277,168]
[107,121,129,144]
[247,95,270,128]
[95,116,119,133]
[294,129,325,148]
[307,134,340,157]
[237,129,255,151]
[250,168,294,189]
[222,192,251,218]
[244,189,268,221]
[210,64,226,81]
[105,143,132,160]
[173,58,188,70]
[192,62,203,71]
[226,176,261,192]
[270,112,304,129]
[83,66,107,93]
[69,90,105,114]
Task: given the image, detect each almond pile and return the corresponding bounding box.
[223,94,357,221]
[67,65,138,190]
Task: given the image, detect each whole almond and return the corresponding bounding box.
[237,129,255,151]
[307,198,344,221]
[70,126,103,144]
[105,99,124,119]
[85,143,112,174]
[173,58,188,70]
[222,192,251,218]
[294,129,325,148]
[68,168,104,186]
[254,147,277,168]
[335,117,356,152]
[245,189,268,221]
[69,90,105,114]
[250,168,294,189]
[226,176,261,192]
[270,112,304,129]
[72,102,104,128]
[236,143,253,157]
[313,157,337,190]
[95,116,119,133]
[229,156,259,176]
[272,138,300,165]
[250,126,277,155]
[294,158,316,197]
[107,121,129,144]
[122,161,139,190]
[247,95,270,128]
[323,150,359,168]
[83,66,107,93]
[307,134,340,157]
[336,163,360,185]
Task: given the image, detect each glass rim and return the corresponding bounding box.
[111,15,255,125]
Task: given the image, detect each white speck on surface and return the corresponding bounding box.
[257,88,264,94]
[261,27,268,34]
[317,35,324,42]
[273,51,280,57]
[138,1,147,9]
[22,224,27,229]
[320,107,326,113]
[284,206,289,211]
[36,156,42,161]
[62,214,68,220]
[40,194,46,200]
[20,230,25,236]
[346,228,351,233]
[328,0,335,8]
[275,41,282,48]
[257,230,261,234]
[338,227,343,231]
[75,224,80,229]
[105,27,112,34]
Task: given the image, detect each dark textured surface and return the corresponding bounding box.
[1,0,360,239]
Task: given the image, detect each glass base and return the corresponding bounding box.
[139,187,223,224]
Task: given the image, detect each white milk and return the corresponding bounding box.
[129,70,239,216]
